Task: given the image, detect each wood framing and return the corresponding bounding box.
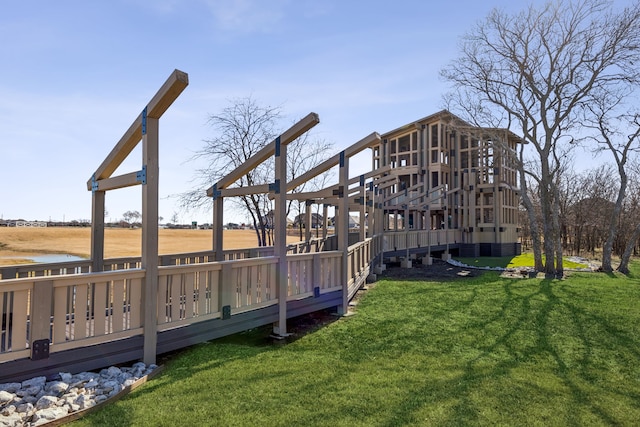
[207,112,320,194]
[87,69,189,365]
[86,70,189,187]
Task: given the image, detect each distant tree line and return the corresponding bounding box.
[519,164,640,266]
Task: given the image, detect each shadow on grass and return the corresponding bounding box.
[79,274,640,426]
[377,277,640,426]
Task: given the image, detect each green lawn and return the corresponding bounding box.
[455,253,589,269]
[74,265,640,426]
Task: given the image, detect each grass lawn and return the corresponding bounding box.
[72,265,640,426]
[455,253,589,269]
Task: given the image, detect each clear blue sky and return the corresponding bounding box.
[0,0,612,224]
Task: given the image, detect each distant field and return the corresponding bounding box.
[0,227,296,265]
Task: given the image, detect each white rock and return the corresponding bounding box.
[0,383,21,393]
[123,378,137,387]
[21,395,37,405]
[0,362,156,425]
[35,395,58,410]
[59,372,73,383]
[1,404,16,415]
[0,412,23,427]
[16,401,33,414]
[85,379,99,389]
[74,393,89,409]
[46,380,69,395]
[0,390,14,403]
[106,366,122,377]
[21,376,46,388]
[16,385,41,397]
[33,406,69,421]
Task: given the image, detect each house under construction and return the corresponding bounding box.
[371,110,522,260]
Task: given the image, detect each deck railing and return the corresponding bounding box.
[1,230,460,378]
[0,269,146,363]
[0,242,325,280]
[383,229,461,252]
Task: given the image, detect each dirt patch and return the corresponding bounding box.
[378,259,483,280]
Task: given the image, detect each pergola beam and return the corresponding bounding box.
[287,132,381,192]
[219,185,271,198]
[86,69,189,188]
[92,171,141,192]
[207,112,319,194]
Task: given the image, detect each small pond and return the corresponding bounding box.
[1,254,87,264]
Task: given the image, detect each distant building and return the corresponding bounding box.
[15,221,47,227]
[293,213,325,229]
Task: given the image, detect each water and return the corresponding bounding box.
[1,254,87,264]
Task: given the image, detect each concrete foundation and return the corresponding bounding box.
[401,259,412,268]
[374,264,386,275]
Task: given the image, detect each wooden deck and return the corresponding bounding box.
[0,236,383,382]
[0,231,459,383]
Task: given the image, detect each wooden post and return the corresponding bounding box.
[30,280,53,360]
[322,204,328,241]
[304,200,312,242]
[220,262,233,316]
[273,137,289,337]
[141,115,159,365]
[359,175,366,242]
[402,204,411,268]
[338,151,349,314]
[90,190,105,272]
[212,195,224,261]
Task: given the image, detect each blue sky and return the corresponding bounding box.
[0,0,611,224]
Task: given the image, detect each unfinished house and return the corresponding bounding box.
[372,110,522,258]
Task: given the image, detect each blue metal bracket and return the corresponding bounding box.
[211,183,221,200]
[359,175,365,186]
[142,107,147,135]
[333,186,344,197]
[91,174,99,192]
[275,136,281,157]
[269,179,281,194]
[314,286,320,298]
[339,151,345,168]
[136,165,147,185]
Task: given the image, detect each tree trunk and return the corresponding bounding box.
[617,223,640,275]
[602,173,627,272]
[518,160,543,271]
[552,183,564,278]
[251,217,263,247]
[540,182,556,278]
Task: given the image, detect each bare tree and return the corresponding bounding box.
[617,162,640,273]
[564,165,616,256]
[583,90,640,272]
[180,96,333,246]
[441,0,640,277]
[122,210,141,226]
